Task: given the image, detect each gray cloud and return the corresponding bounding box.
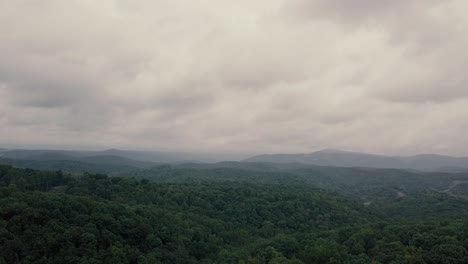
[284,0,440,24]
[285,0,407,23]
[1,0,468,156]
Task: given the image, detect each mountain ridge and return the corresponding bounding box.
[244,149,468,172]
[0,148,246,163]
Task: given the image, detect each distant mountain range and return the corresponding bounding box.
[2,147,468,173]
[0,149,158,174]
[243,149,468,172]
[0,148,247,173]
[0,148,245,163]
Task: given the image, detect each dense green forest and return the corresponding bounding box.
[1,165,468,263]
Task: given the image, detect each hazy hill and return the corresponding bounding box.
[0,148,246,163]
[0,157,144,174]
[244,149,468,172]
[78,155,154,167]
[0,149,84,160]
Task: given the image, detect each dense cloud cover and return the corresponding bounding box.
[1,0,468,155]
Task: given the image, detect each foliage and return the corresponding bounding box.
[1,165,468,263]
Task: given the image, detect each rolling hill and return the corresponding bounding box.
[244,149,468,172]
[0,148,246,163]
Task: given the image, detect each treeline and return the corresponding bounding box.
[1,165,468,263]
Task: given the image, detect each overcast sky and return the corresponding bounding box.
[1,0,468,156]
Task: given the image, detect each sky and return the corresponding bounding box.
[1,0,468,156]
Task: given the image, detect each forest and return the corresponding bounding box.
[1,164,468,263]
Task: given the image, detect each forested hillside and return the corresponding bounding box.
[117,163,468,207]
[1,165,468,263]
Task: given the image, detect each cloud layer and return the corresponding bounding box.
[1,0,468,155]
